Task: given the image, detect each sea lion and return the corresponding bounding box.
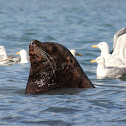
[25,40,94,94]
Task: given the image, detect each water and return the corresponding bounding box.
[0,0,126,125]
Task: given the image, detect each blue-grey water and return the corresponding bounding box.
[0,0,126,125]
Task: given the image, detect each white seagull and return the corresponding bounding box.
[92,28,126,67]
[17,49,29,64]
[70,49,81,57]
[0,46,18,65]
[91,56,126,78]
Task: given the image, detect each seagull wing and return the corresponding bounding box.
[113,27,126,50]
[106,67,126,78]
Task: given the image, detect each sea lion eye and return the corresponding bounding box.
[50,46,57,53]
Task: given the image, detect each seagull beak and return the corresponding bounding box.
[77,53,82,56]
[90,60,96,63]
[17,52,20,54]
[92,45,98,48]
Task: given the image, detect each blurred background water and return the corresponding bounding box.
[0,0,126,125]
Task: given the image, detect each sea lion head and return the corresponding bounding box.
[26,40,94,94]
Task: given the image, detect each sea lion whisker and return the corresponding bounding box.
[41,51,56,77]
[35,47,57,77]
[41,49,57,70]
[35,47,56,68]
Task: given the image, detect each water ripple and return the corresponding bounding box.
[0,0,126,126]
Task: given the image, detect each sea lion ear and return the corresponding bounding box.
[66,56,73,64]
[66,56,70,62]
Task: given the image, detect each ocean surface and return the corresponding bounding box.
[0,0,126,125]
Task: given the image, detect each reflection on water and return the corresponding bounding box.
[0,0,126,126]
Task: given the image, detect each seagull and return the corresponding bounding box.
[91,56,126,78]
[17,49,29,64]
[70,49,82,57]
[92,28,126,67]
[0,46,29,65]
[0,46,17,65]
[0,46,7,60]
[92,41,125,67]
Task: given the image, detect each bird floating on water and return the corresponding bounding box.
[91,56,126,78]
[0,46,29,65]
[0,46,18,65]
[70,49,82,57]
[17,49,29,64]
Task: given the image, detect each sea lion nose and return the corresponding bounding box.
[30,40,36,46]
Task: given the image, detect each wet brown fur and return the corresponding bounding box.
[25,40,95,94]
